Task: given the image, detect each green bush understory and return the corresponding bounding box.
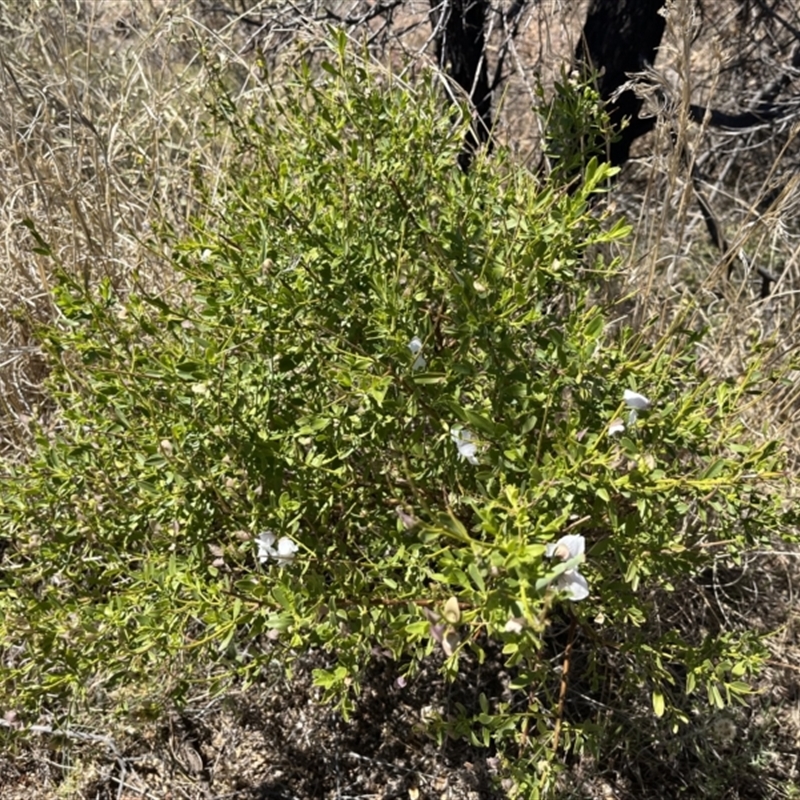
[1,38,795,798]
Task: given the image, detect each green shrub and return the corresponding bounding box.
[0,38,792,798]
[538,66,618,182]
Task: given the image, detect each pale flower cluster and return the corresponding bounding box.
[610,389,653,435]
[623,389,652,411]
[256,531,298,566]
[407,336,426,372]
[451,426,479,465]
[545,534,589,601]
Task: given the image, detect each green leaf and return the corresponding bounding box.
[468,561,486,593]
[20,217,53,256]
[412,373,447,384]
[461,409,505,437]
[433,513,471,544]
[708,682,725,709]
[652,689,665,718]
[175,360,206,380]
[701,459,727,480]
[264,614,292,631]
[312,665,348,689]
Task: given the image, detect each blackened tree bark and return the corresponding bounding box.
[430,0,492,171]
[576,0,667,167]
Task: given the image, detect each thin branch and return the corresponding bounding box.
[0,717,120,753]
[319,0,404,25]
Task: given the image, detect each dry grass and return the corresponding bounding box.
[0,0,245,456]
[0,1,799,798]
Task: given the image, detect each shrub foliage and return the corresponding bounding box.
[0,40,791,796]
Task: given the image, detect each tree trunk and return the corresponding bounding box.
[430,0,492,170]
[576,0,667,167]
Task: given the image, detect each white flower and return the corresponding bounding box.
[451,426,478,465]
[504,617,526,634]
[408,336,426,371]
[545,534,589,601]
[623,389,652,411]
[256,531,298,566]
[273,536,299,565]
[256,531,275,564]
[608,419,625,436]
